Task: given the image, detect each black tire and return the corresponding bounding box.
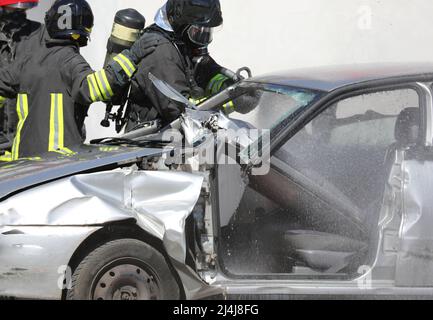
[67,239,180,300]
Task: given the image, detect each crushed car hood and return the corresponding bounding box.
[0,145,164,200]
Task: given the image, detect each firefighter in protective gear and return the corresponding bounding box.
[0,0,159,161]
[0,0,41,146]
[125,0,235,131]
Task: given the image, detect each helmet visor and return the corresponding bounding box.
[187,25,214,46]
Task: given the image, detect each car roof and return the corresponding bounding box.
[248,62,433,92]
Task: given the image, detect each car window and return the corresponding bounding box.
[329,118,396,146]
[276,88,420,212]
[227,85,320,132]
[328,89,419,147]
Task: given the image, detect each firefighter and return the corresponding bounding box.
[0,0,159,161]
[0,0,41,146]
[125,0,235,131]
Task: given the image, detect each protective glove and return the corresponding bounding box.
[127,33,162,65]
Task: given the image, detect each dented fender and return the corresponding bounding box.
[0,168,211,299]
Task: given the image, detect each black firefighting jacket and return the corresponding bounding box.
[0,17,42,138]
[126,24,233,130]
[0,25,137,160]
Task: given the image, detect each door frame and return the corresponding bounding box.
[210,79,433,296]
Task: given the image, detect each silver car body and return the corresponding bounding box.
[2,63,433,299]
[0,145,219,299]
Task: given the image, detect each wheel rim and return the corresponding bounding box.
[91,258,161,300]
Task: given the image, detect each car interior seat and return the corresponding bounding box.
[283,107,421,274]
[393,107,420,149]
[381,107,420,189]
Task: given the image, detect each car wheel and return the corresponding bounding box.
[67,239,180,300]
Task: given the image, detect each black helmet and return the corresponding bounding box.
[45,0,94,47]
[166,0,223,32]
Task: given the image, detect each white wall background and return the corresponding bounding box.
[27,0,433,139]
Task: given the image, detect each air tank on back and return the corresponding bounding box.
[101,9,146,128]
[104,8,146,67]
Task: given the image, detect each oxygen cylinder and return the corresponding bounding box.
[101,8,146,129]
[103,8,146,67]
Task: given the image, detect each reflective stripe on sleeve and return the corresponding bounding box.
[87,75,96,102]
[113,53,136,78]
[10,94,29,160]
[223,100,235,112]
[207,74,230,96]
[99,70,114,97]
[48,93,75,156]
[94,70,114,100]
[87,73,103,102]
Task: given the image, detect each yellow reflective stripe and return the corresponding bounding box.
[94,70,114,101]
[0,96,5,108]
[87,75,97,102]
[57,95,75,155]
[24,156,42,161]
[207,74,229,95]
[216,77,227,92]
[207,75,221,93]
[90,74,103,101]
[49,94,55,152]
[94,72,108,100]
[0,151,13,162]
[223,100,235,111]
[100,70,114,97]
[54,148,75,156]
[88,73,103,102]
[99,146,120,152]
[49,93,76,156]
[118,53,136,73]
[57,94,66,152]
[189,97,208,105]
[113,56,132,78]
[11,94,29,161]
[0,152,42,163]
[113,54,135,78]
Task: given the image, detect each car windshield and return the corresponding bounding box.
[227,83,321,133]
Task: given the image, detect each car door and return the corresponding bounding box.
[217,84,425,287]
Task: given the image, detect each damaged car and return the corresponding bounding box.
[2,63,433,300]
